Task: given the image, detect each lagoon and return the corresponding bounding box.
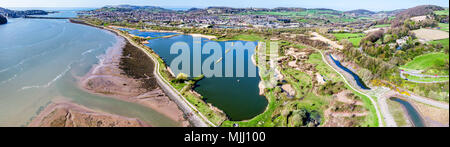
[145,35,268,121]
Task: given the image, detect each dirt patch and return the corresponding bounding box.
[310,32,343,49]
[412,29,449,41]
[410,101,449,127]
[322,90,368,127]
[29,100,149,127]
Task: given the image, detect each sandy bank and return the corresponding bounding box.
[29,100,149,127]
[188,33,217,40]
[79,35,189,127]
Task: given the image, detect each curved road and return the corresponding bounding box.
[400,69,449,83]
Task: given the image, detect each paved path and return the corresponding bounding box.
[400,69,449,83]
[376,89,400,127]
[310,32,344,50]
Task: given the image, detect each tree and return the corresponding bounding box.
[172,73,188,83]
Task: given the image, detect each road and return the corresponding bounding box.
[310,32,344,50]
[400,69,449,83]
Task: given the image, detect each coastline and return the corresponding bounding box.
[70,19,214,127]
[188,33,218,40]
[78,33,189,127]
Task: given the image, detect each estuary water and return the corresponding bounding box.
[0,12,179,126]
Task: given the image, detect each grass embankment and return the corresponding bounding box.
[386,99,409,126]
[332,33,365,47]
[429,38,449,48]
[400,52,449,75]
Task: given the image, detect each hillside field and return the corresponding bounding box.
[332,33,365,47]
[401,52,449,75]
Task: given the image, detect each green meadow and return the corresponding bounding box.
[430,38,449,48]
[434,10,449,16]
[333,33,365,47]
[401,52,449,75]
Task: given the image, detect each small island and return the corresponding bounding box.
[0,15,7,25]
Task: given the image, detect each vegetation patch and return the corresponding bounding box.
[434,10,449,16]
[429,38,449,48]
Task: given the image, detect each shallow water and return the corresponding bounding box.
[329,55,370,90]
[390,98,426,127]
[0,13,179,126]
[118,28,178,38]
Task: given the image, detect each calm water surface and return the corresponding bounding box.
[146,35,268,120]
[391,98,426,127]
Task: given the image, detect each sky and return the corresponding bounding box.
[0,0,448,11]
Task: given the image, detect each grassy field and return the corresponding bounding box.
[386,99,409,126]
[332,33,365,47]
[373,24,391,28]
[215,34,264,42]
[429,38,449,48]
[401,52,449,75]
[438,23,449,32]
[434,10,449,16]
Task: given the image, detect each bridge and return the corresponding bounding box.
[24,15,72,19]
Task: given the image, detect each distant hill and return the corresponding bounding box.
[102,5,172,12]
[396,5,444,20]
[0,14,7,24]
[0,7,48,18]
[345,9,376,15]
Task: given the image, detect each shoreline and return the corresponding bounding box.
[70,19,213,126]
[77,33,189,127]
[107,25,217,40]
[29,99,150,127]
[188,33,218,40]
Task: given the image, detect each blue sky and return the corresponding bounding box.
[0,0,448,11]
